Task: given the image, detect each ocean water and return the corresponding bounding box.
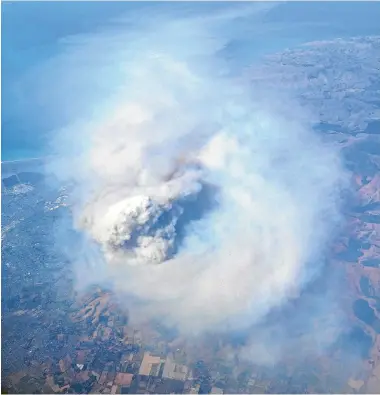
[2,1,380,162]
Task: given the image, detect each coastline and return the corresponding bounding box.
[1,156,46,164]
[1,156,50,178]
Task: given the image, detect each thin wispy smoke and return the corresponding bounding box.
[44,3,348,362]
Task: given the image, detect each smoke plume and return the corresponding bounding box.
[45,3,348,357]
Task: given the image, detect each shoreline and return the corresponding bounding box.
[1,156,51,179]
[1,156,48,164]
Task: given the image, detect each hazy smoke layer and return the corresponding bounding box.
[48,5,347,337]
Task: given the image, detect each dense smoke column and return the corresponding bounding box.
[45,3,348,357]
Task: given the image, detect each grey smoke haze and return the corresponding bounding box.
[44,3,349,364]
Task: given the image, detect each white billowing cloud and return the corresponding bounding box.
[46,3,347,340]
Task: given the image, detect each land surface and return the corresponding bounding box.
[2,36,380,394]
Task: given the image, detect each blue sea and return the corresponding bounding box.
[2,1,380,162]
